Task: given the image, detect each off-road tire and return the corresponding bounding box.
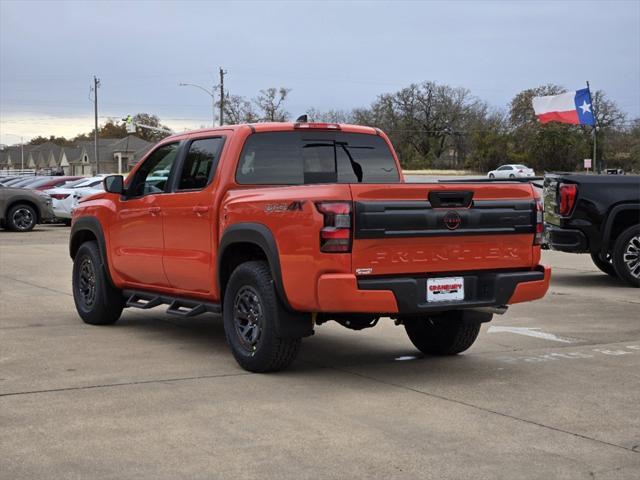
[7,203,37,232]
[612,225,640,287]
[590,251,618,278]
[404,311,482,355]
[72,241,124,325]
[223,261,301,372]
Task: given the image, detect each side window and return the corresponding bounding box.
[177,138,224,190]
[128,143,179,197]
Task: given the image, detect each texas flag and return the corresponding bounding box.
[532,88,595,126]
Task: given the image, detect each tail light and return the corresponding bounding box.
[294,122,341,130]
[50,193,70,200]
[558,183,577,216]
[534,198,544,245]
[315,201,352,253]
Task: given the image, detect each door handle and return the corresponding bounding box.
[192,205,209,215]
[149,207,161,216]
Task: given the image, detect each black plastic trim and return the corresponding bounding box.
[354,199,535,239]
[218,222,289,308]
[357,268,544,314]
[601,203,640,251]
[69,216,115,286]
[544,224,589,253]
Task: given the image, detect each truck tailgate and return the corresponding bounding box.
[350,183,537,276]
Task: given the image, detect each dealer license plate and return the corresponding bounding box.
[427,277,465,302]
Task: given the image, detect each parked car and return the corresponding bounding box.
[0,183,55,231]
[488,164,535,178]
[5,176,54,188]
[45,176,105,223]
[27,176,83,191]
[70,122,550,372]
[544,173,640,287]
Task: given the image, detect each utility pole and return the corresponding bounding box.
[219,67,227,126]
[93,76,101,174]
[20,137,24,171]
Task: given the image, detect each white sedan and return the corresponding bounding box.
[487,164,535,178]
[44,176,105,222]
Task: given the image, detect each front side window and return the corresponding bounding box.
[236,132,400,185]
[128,143,179,197]
[177,137,224,190]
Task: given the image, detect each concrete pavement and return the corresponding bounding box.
[1,225,639,479]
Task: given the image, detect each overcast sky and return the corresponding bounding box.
[1,0,639,144]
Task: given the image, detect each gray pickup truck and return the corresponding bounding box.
[0,184,55,232]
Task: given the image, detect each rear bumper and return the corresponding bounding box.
[316,266,550,314]
[545,224,588,253]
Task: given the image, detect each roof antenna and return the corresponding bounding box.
[295,114,308,123]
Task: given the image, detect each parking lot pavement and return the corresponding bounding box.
[1,226,639,479]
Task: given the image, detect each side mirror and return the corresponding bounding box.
[103,175,124,194]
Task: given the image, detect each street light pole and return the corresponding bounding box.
[178,82,216,127]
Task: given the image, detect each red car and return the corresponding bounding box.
[30,176,83,191]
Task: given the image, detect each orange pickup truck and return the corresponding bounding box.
[70,121,550,372]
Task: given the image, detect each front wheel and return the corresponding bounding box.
[7,204,37,232]
[223,261,301,372]
[404,311,485,355]
[72,241,124,325]
[612,225,640,287]
[489,173,495,178]
[509,173,516,178]
[590,252,617,277]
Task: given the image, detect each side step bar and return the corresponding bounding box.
[123,290,221,318]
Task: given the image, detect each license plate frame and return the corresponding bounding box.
[426,276,465,302]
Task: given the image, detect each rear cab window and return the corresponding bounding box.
[177,137,224,191]
[236,131,400,185]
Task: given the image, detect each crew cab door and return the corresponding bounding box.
[157,136,225,295]
[110,142,180,287]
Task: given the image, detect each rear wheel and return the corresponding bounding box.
[72,241,124,325]
[404,311,485,355]
[223,261,301,372]
[612,225,640,287]
[7,204,37,232]
[509,173,516,178]
[489,173,495,178]
[590,251,617,277]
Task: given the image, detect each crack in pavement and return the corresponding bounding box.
[0,274,72,297]
[0,371,251,398]
[301,360,639,455]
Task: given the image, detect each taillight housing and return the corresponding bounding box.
[315,201,352,253]
[50,193,70,200]
[294,122,341,130]
[534,198,544,245]
[558,183,577,216]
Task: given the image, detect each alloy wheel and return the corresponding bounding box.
[623,235,640,279]
[233,286,264,352]
[12,207,34,231]
[78,257,97,308]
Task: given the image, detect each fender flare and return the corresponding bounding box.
[218,223,313,339]
[69,216,115,286]
[601,203,640,251]
[217,222,289,308]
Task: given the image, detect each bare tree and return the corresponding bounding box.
[254,87,291,122]
[222,94,258,124]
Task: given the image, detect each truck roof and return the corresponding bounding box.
[163,122,379,142]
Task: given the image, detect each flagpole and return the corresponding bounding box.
[586,81,597,173]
